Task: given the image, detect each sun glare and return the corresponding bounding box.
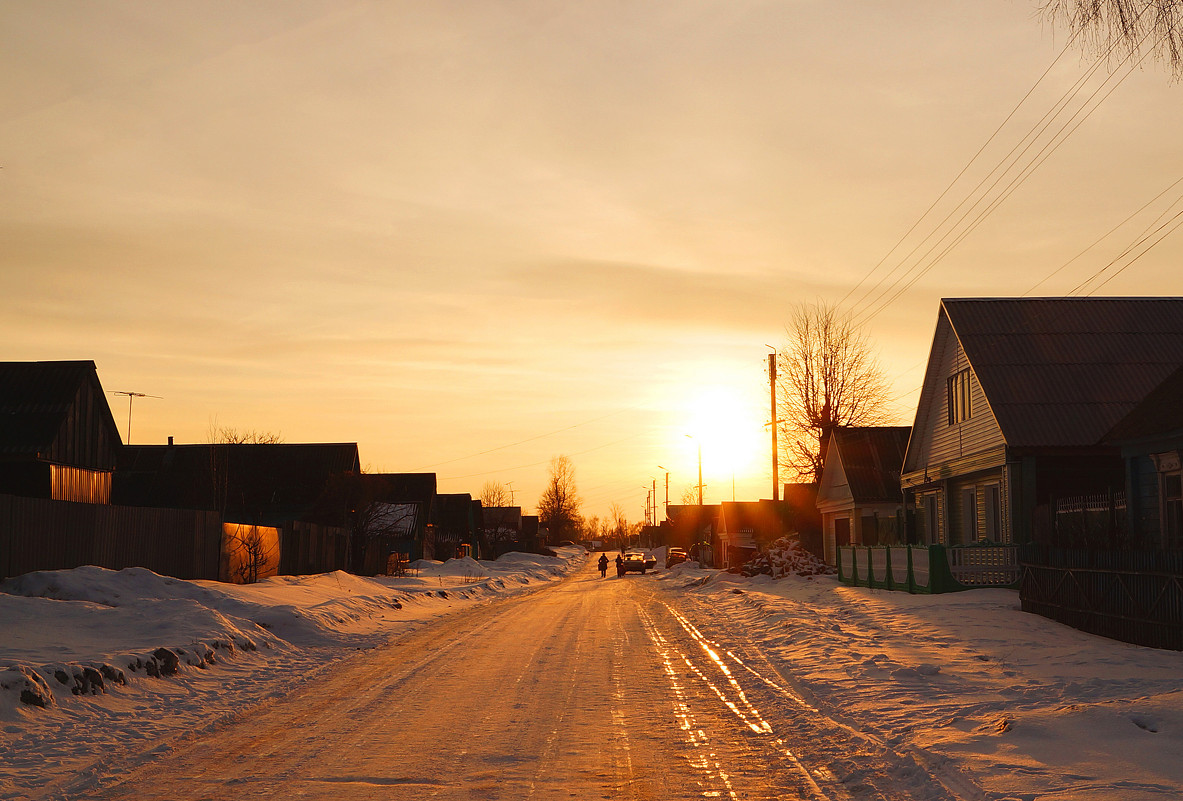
[680,386,766,480]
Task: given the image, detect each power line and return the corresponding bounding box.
[1025,174,1183,295]
[839,33,1083,315]
[853,39,1150,326]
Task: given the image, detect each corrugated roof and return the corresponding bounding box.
[1104,364,1183,443]
[944,298,1183,448]
[0,360,111,456]
[832,426,911,503]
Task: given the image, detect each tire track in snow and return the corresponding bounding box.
[637,602,835,801]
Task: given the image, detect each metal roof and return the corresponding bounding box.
[943,298,1183,448]
[1104,364,1183,443]
[832,426,910,503]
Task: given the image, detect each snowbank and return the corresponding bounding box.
[0,548,585,729]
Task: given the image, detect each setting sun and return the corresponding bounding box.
[679,385,768,491]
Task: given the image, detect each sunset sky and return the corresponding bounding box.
[4,1,1183,522]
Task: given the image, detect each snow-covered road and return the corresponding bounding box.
[6,551,1182,800]
[72,558,949,801]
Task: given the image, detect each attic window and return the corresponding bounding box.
[947,369,972,426]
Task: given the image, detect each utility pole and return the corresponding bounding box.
[651,477,656,526]
[507,481,516,506]
[109,390,162,445]
[686,434,703,505]
[768,348,779,502]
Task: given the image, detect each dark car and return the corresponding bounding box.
[665,547,688,567]
[620,551,657,574]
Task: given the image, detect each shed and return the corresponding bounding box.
[816,427,910,564]
[0,360,122,503]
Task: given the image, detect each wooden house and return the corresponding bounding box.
[902,298,1183,547]
[816,426,910,565]
[0,360,122,503]
[432,492,479,559]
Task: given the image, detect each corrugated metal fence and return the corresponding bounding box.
[0,493,223,580]
[1019,546,1183,651]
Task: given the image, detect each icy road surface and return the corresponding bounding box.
[87,560,953,801]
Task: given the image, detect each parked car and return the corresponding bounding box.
[620,551,657,574]
[665,547,688,567]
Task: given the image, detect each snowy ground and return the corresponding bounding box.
[2,547,1181,800]
[659,563,1183,801]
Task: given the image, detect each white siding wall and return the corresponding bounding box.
[906,314,1005,477]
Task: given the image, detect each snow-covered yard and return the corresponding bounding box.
[3,547,1181,800]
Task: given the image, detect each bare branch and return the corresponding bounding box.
[1041,0,1183,76]
[776,301,891,484]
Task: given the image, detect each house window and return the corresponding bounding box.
[1164,473,1182,550]
[947,369,972,426]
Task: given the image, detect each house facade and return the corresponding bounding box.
[902,298,1183,547]
[816,426,910,565]
[1104,364,1183,550]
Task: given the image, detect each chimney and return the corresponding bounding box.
[167,436,174,446]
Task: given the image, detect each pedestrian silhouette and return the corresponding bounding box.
[598,553,609,577]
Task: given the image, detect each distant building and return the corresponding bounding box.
[0,360,122,503]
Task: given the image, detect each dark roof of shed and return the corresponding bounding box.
[1104,364,1183,444]
[832,426,910,503]
[943,298,1183,448]
[116,442,360,523]
[362,473,438,504]
[0,360,119,457]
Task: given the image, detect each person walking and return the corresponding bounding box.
[597,553,609,577]
[615,553,625,577]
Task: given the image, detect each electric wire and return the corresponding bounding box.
[1025,174,1183,295]
[853,35,1151,326]
[838,32,1082,314]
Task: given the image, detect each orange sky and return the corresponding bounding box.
[4,2,1183,522]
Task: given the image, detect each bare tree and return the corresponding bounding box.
[679,486,701,506]
[608,503,630,550]
[207,424,284,444]
[480,480,512,508]
[537,456,581,542]
[224,524,278,584]
[776,301,890,484]
[1041,1,1183,77]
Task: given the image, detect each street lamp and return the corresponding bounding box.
[656,466,669,519]
[685,434,703,505]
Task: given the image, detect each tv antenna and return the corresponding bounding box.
[109,391,162,444]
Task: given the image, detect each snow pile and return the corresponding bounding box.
[0,547,586,720]
[737,536,834,577]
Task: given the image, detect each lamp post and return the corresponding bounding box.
[685,434,703,505]
[656,466,669,520]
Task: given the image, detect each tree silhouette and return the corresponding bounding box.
[537,456,581,542]
[776,301,890,484]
